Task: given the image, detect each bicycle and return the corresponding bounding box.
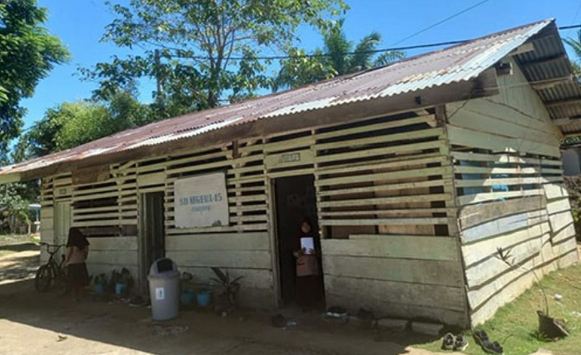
[35,242,69,294]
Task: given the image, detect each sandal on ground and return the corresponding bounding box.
[473,330,503,354]
[441,333,456,350]
[453,335,469,351]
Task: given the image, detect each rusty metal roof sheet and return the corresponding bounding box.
[0,19,565,179]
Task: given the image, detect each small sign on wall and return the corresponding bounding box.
[174,172,229,228]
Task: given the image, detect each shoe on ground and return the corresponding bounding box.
[453,334,469,351]
[441,332,456,350]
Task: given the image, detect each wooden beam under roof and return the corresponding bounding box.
[519,54,567,68]
[546,97,581,109]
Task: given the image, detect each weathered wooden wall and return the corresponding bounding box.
[313,113,467,326]
[447,58,579,326]
[39,111,469,322]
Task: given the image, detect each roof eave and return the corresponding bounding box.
[10,72,497,183]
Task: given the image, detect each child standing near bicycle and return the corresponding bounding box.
[65,227,90,301]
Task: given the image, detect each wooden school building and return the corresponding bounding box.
[1,19,580,327]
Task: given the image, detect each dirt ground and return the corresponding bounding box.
[0,246,449,355]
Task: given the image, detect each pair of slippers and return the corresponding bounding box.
[441,333,468,351]
[473,330,504,354]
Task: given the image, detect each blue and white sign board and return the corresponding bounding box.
[174,172,229,228]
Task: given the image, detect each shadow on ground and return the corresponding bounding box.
[0,242,39,252]
[0,248,441,355]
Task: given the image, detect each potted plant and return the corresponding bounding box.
[497,247,569,340]
[210,267,243,314]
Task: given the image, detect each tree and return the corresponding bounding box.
[0,183,32,234]
[0,0,69,154]
[84,0,348,116]
[275,20,405,90]
[565,30,581,76]
[15,93,151,160]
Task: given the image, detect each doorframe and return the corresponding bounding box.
[268,172,320,308]
[53,199,72,258]
[138,189,165,292]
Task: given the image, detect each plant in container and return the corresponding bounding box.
[497,247,569,340]
[210,267,243,314]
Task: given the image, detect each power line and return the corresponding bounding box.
[160,23,581,62]
[391,0,492,46]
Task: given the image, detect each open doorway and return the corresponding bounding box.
[274,174,325,308]
[139,191,165,292]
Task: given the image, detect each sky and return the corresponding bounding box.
[19,0,581,132]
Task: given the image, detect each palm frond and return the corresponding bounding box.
[374,51,406,67]
[349,32,381,71]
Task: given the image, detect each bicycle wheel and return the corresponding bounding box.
[35,264,53,292]
[54,267,70,296]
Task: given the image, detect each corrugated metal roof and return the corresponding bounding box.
[513,22,581,137]
[0,18,567,179]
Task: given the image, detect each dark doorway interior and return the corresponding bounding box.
[140,191,165,292]
[274,174,324,307]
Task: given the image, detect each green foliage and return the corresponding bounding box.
[0,0,69,154]
[84,0,348,114]
[15,92,152,160]
[565,30,581,77]
[0,183,33,233]
[416,264,581,355]
[274,20,405,90]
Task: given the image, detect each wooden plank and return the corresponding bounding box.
[264,149,314,170]
[165,233,269,251]
[464,233,545,288]
[316,166,449,187]
[458,189,543,206]
[167,250,271,269]
[318,193,451,208]
[321,237,459,261]
[551,223,576,244]
[458,195,545,230]
[451,151,562,166]
[315,128,443,151]
[176,265,273,289]
[320,217,451,226]
[545,197,571,215]
[315,140,444,164]
[447,125,560,158]
[137,172,166,187]
[87,250,138,266]
[326,292,467,326]
[324,275,465,311]
[323,256,462,286]
[455,177,559,188]
[318,179,450,197]
[316,153,444,176]
[543,183,569,200]
[548,210,574,233]
[461,210,547,243]
[314,115,435,140]
[448,105,556,144]
[455,165,541,175]
[319,207,455,217]
[87,237,138,251]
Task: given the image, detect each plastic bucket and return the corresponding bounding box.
[180,289,196,306]
[197,290,211,307]
[115,282,127,296]
[95,283,105,295]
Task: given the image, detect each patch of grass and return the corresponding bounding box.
[415,263,581,355]
[0,234,38,246]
